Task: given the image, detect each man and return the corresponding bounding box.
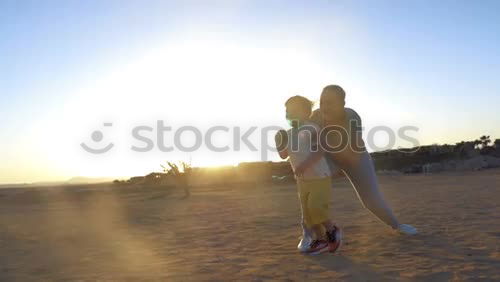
[295,85,417,235]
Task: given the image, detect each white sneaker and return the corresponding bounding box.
[397,224,418,235]
[298,235,313,252]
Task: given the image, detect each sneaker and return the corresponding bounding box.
[326,225,343,253]
[306,240,329,255]
[396,224,418,235]
[297,235,313,253]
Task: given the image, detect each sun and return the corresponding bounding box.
[24,38,338,181]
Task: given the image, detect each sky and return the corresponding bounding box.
[1,0,499,184]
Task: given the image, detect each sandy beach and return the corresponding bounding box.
[1,169,499,281]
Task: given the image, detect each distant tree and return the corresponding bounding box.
[479,135,491,149]
[473,139,482,150]
[162,161,192,198]
[495,139,500,149]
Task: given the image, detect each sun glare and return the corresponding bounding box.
[25,38,333,181]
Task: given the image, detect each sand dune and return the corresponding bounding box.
[1,169,499,281]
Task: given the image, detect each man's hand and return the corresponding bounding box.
[331,169,346,180]
[294,162,306,177]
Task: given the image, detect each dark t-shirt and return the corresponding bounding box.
[311,108,364,153]
[310,108,362,135]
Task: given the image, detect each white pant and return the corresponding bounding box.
[337,151,399,228]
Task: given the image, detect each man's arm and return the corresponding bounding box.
[348,108,366,152]
[353,130,366,152]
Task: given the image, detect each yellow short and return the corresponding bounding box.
[297,177,332,228]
